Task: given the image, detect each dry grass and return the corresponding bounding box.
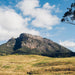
[0,55,75,75]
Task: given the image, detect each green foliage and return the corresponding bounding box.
[2,65,11,69]
[33,61,72,67]
[15,65,23,70]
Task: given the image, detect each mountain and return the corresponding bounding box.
[0,33,74,57]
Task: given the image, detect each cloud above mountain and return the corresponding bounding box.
[0,0,60,41]
[59,40,75,52]
[0,7,39,41]
[17,0,59,29]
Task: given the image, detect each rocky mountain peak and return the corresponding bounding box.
[0,33,74,57]
[19,33,43,41]
[8,37,15,42]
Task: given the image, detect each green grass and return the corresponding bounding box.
[0,55,75,75]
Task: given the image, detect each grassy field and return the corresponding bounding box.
[0,55,75,75]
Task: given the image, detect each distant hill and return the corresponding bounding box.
[0,33,74,57]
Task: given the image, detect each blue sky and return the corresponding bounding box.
[0,0,75,52]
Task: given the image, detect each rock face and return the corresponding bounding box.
[0,33,74,57]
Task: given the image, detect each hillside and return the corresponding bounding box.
[0,33,74,57]
[0,55,75,75]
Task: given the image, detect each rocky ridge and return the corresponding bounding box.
[0,33,74,57]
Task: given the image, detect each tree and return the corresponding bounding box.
[61,2,75,25]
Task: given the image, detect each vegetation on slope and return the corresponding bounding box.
[0,55,75,75]
[0,33,75,57]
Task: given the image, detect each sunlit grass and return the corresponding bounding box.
[0,55,75,75]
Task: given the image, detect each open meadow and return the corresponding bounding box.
[0,55,75,75]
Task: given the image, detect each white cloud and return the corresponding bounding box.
[0,0,60,41]
[0,7,40,41]
[16,0,39,16]
[17,0,60,29]
[59,40,75,52]
[43,3,55,10]
[24,17,31,26]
